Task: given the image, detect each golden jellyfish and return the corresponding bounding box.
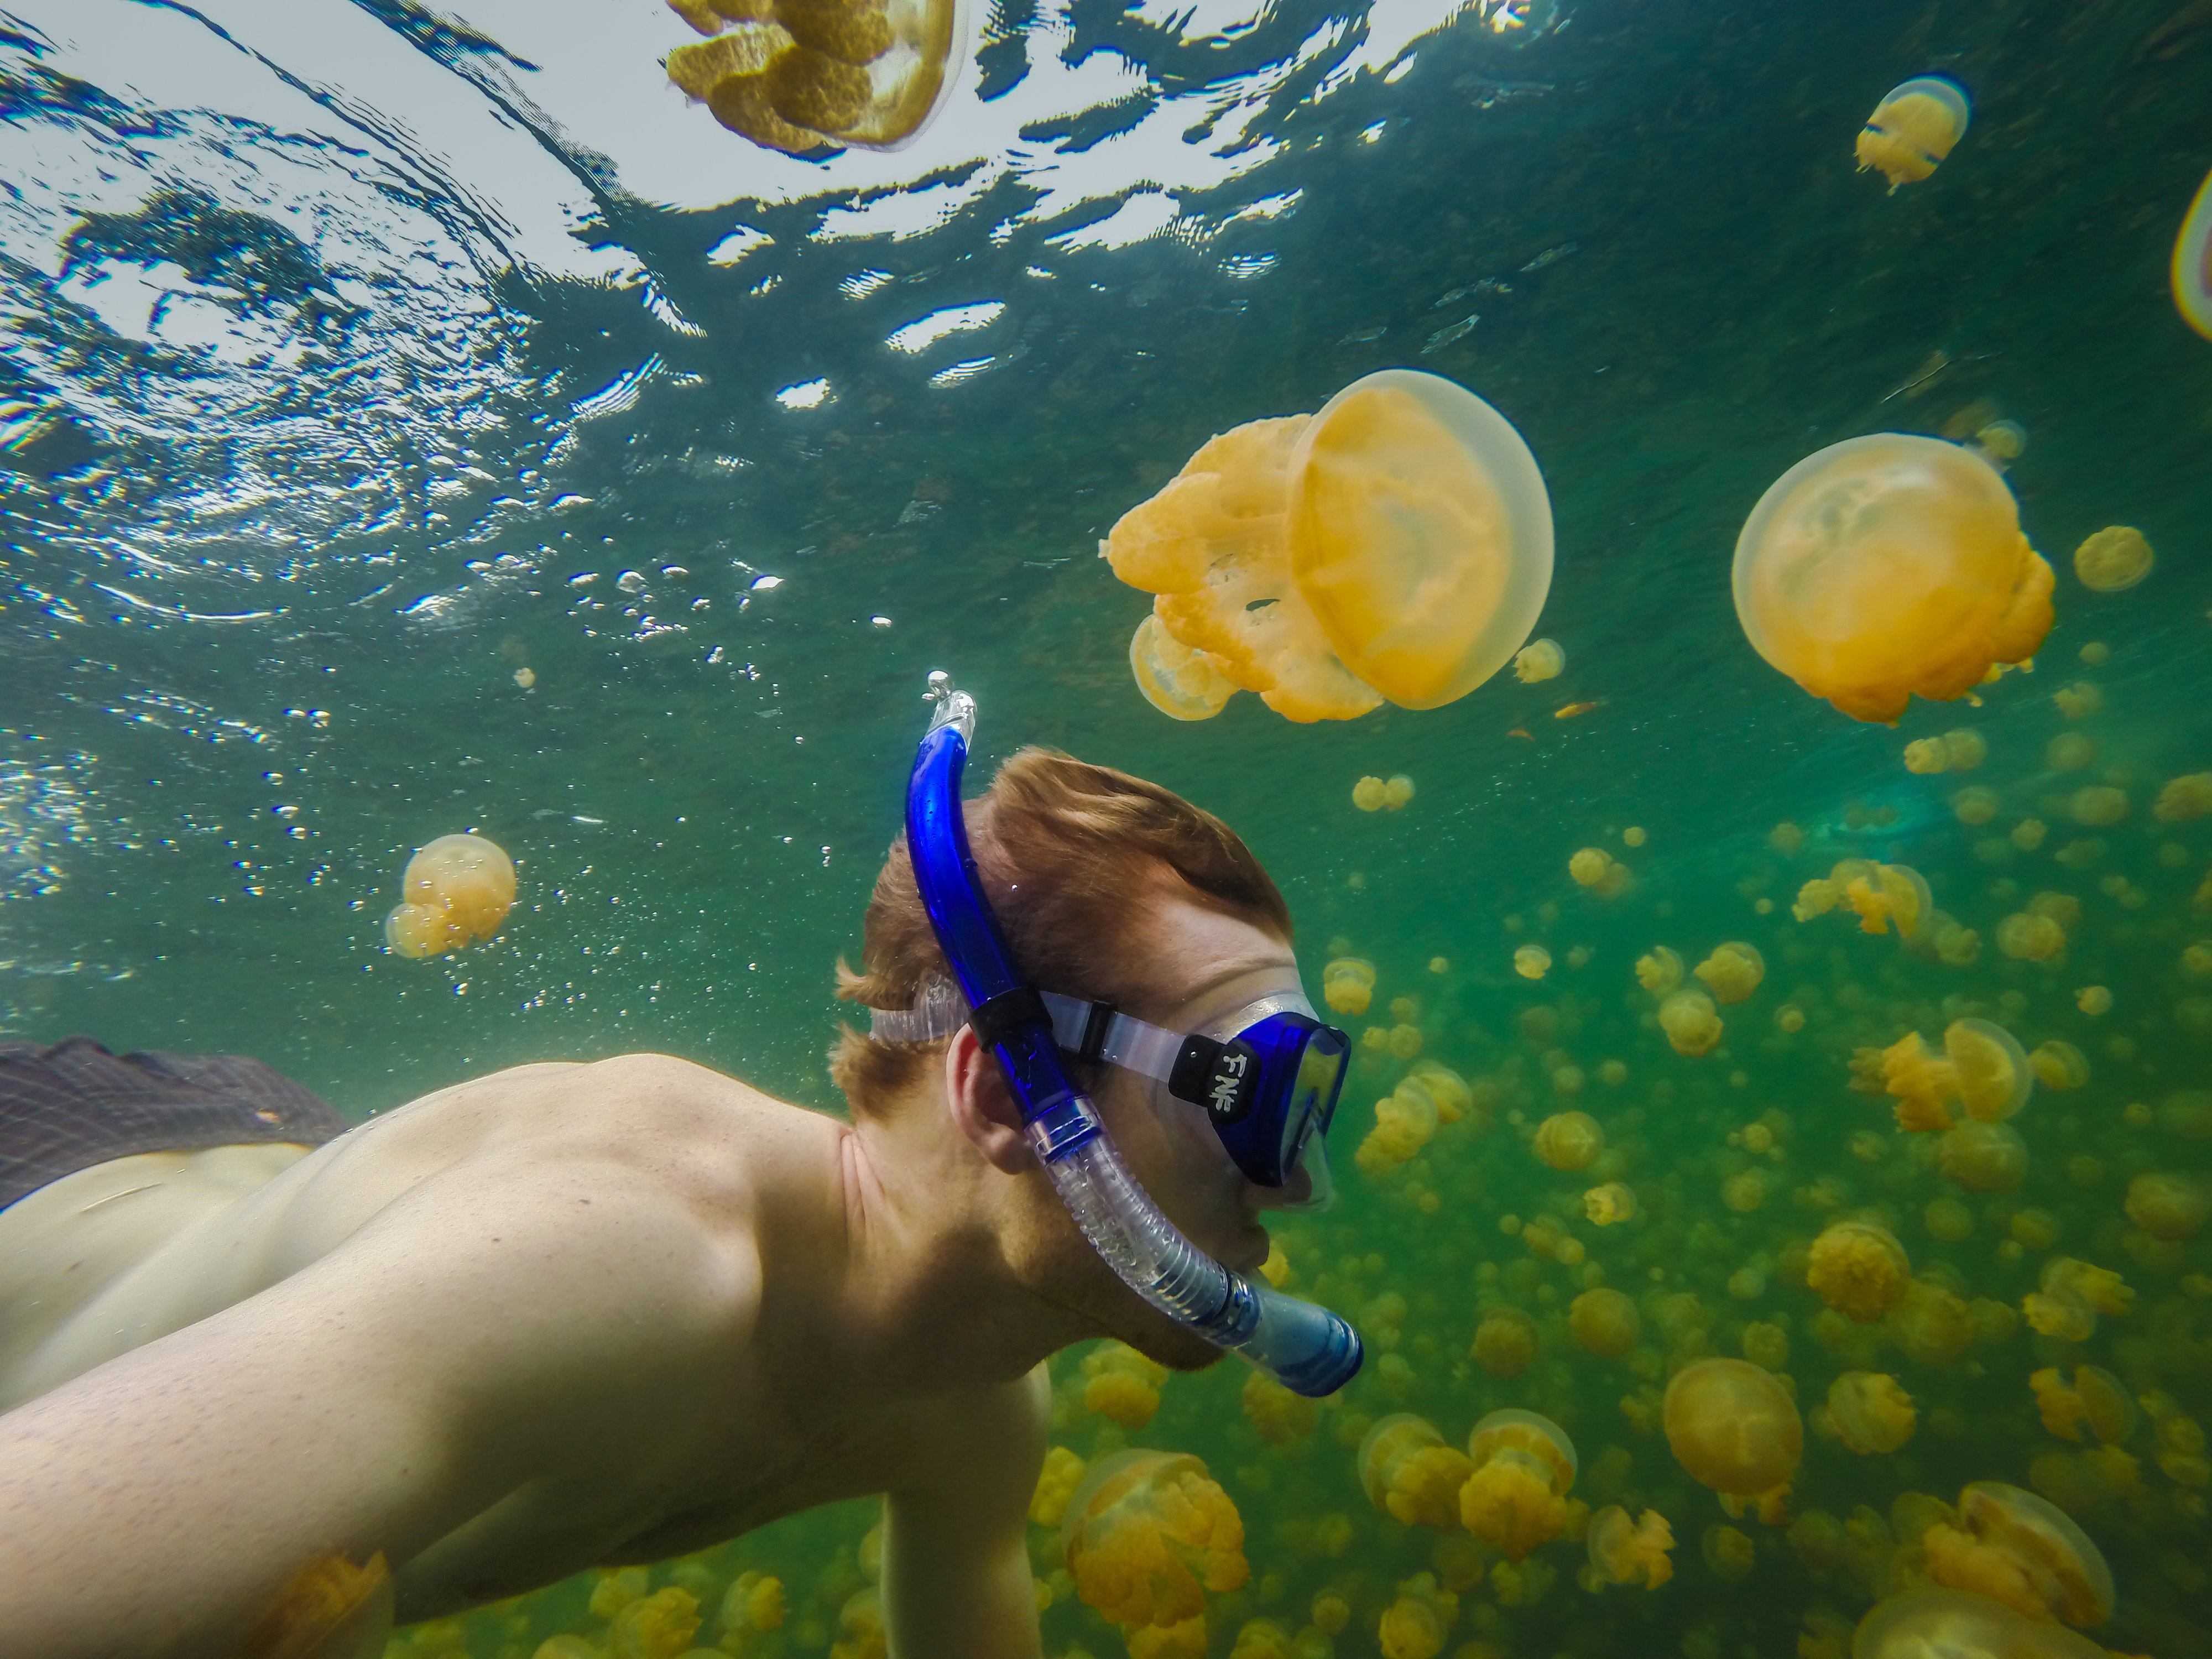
[384,832,515,958]
[1532,1110,1603,1171]
[1460,1410,1577,1561]
[1514,943,1552,981]
[1776,1003,1806,1032]
[1358,1415,1474,1530]
[2029,1041,2089,1091]
[1623,824,1647,846]
[1700,1523,1757,1580]
[1693,941,1765,1004]
[1851,1588,2111,1659]
[1568,847,1611,887]
[2153,771,2212,821]
[1228,1619,1294,1659]
[1953,785,2000,826]
[2053,681,2103,719]
[2177,164,2212,340]
[1808,1220,1911,1323]
[606,1586,701,1657]
[1060,1449,1249,1658]
[1854,75,1970,190]
[1939,1120,2028,1192]
[663,0,967,154]
[1568,1287,1641,1357]
[1921,1481,2114,1627]
[1515,638,1564,682]
[2068,786,2127,827]
[1902,737,1949,775]
[1241,1373,1319,1446]
[1030,1447,1089,1527]
[1355,1082,1438,1176]
[1888,1276,1974,1369]
[1586,1507,1674,1589]
[1731,434,2052,722]
[1352,775,1389,811]
[1771,821,1804,854]
[2030,1367,2138,1446]
[1658,989,1723,1057]
[1322,957,1375,1016]
[1635,945,1684,996]
[1664,1359,1804,1502]
[1376,1572,1458,1659]
[1843,862,1931,937]
[2074,985,2112,1017]
[2071,525,2153,593]
[1824,1373,1916,1455]
[1582,1181,1637,1227]
[1996,911,2065,963]
[1471,1306,1538,1379]
[2125,1171,2209,1241]
[1383,774,1415,809]
[1105,372,1552,722]
[2023,1256,2133,1340]
[1083,1342,1171,1428]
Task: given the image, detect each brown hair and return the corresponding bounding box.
[830,746,1290,1118]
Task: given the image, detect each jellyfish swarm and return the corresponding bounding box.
[1663,1359,1803,1512]
[1358,1415,1473,1530]
[1585,1506,1673,1589]
[1853,1588,2111,1659]
[1104,371,1553,722]
[663,0,968,155]
[1459,1410,1577,1561]
[1060,1450,1249,1659]
[1921,1482,2115,1627]
[1732,435,2053,722]
[2173,163,2212,341]
[385,833,515,958]
[1854,76,1970,190]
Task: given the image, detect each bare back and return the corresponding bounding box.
[0,1053,1048,1656]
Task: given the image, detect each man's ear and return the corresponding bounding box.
[944,1025,1034,1175]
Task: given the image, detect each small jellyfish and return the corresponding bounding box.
[1568,847,1612,887]
[1922,1481,2114,1627]
[1376,1572,1457,1659]
[2071,526,2153,592]
[1825,1373,1917,1455]
[2030,1040,2090,1091]
[1582,1182,1638,1227]
[2177,164,2212,340]
[1659,989,1723,1057]
[1971,421,2026,465]
[1460,1410,1577,1561]
[1624,825,1647,846]
[1514,943,1552,981]
[1515,639,1564,682]
[1533,1110,1603,1171]
[513,665,536,690]
[1061,1449,1249,1656]
[1586,1507,1674,1589]
[2068,786,2128,827]
[1358,1415,1474,1530]
[2053,680,2103,720]
[1953,785,2001,826]
[1384,774,1415,809]
[1732,434,2052,722]
[1996,912,2066,962]
[1808,1219,1912,1322]
[2023,1256,2133,1340]
[1352,775,1389,811]
[665,0,968,154]
[1322,957,1376,1016]
[2029,1366,2138,1446]
[1569,1287,1641,1357]
[1843,862,1932,937]
[1942,728,1987,769]
[1030,1448,1089,1527]
[1082,1343,1171,1429]
[2075,985,2112,1017]
[1693,941,1765,1004]
[1852,1589,2110,1659]
[1700,1523,1757,1581]
[1635,946,1684,996]
[1242,1372,1319,1446]
[2153,771,2212,822]
[1903,736,1950,775]
[1939,1120,2029,1192]
[1854,76,1972,190]
[385,833,516,958]
[2125,1171,2208,1241]
[1947,1018,2033,1124]
[1664,1359,1804,1501]
[1471,1306,1538,1379]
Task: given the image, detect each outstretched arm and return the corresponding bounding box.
[880,1365,1050,1659]
[0,1158,754,1659]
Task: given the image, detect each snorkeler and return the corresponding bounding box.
[0,676,1354,1659]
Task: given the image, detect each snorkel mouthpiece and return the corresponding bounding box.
[904,673,1361,1397]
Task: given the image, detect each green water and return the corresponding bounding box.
[4,0,2212,1653]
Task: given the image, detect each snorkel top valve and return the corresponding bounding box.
[900,672,1361,1396]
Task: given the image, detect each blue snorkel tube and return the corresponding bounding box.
[905,673,1361,1397]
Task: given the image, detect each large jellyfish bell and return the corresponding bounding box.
[1732,433,2054,722]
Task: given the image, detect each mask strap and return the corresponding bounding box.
[1041,993,1184,1085]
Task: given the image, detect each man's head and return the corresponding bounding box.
[832,747,1305,1368]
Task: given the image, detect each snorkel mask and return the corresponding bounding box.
[888,672,1361,1396]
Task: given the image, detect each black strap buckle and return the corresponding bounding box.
[968,985,1050,1050]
